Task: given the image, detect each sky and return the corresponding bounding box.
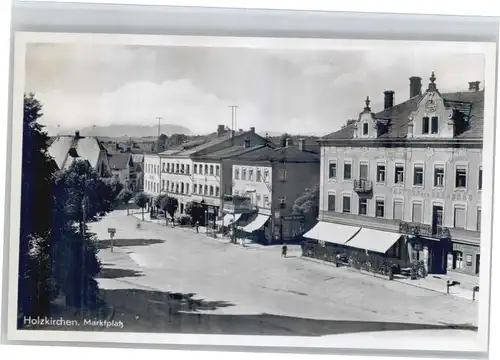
[25,42,486,136]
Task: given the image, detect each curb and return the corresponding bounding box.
[300,256,477,302]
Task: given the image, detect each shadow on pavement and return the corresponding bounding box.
[96,238,165,250]
[97,268,144,279]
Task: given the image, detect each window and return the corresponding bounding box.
[203,165,207,174]
[186,165,190,175]
[328,161,337,179]
[412,202,422,223]
[327,193,336,211]
[453,251,464,269]
[242,168,247,180]
[359,198,367,215]
[455,165,467,188]
[162,180,165,191]
[393,200,403,220]
[263,169,270,182]
[359,163,368,180]
[376,164,386,183]
[167,163,170,172]
[175,183,179,193]
[279,169,287,181]
[175,163,179,173]
[434,165,445,187]
[181,164,185,173]
[193,164,197,174]
[479,167,483,190]
[256,194,261,205]
[187,183,191,194]
[413,164,424,186]
[256,169,262,181]
[234,168,240,179]
[215,165,220,176]
[263,195,270,207]
[431,116,439,134]
[162,163,165,172]
[342,195,351,214]
[210,165,214,175]
[166,180,170,191]
[181,183,185,194]
[343,162,352,180]
[422,116,430,134]
[477,207,482,231]
[454,205,466,229]
[216,186,220,197]
[362,123,368,135]
[394,164,404,184]
[249,169,254,181]
[198,185,202,194]
[376,199,385,218]
[210,186,214,196]
[204,185,208,195]
[199,164,203,175]
[193,184,198,194]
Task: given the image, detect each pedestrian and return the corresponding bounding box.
[282,244,288,258]
[195,221,199,233]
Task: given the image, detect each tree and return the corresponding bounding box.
[154,133,168,153]
[18,93,58,319]
[185,201,205,225]
[279,132,292,147]
[166,133,188,148]
[103,177,124,205]
[291,185,320,232]
[51,160,117,310]
[135,192,149,221]
[161,196,179,226]
[118,189,133,215]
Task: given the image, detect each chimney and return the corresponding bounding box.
[217,124,225,136]
[409,76,422,98]
[75,130,80,139]
[298,138,306,151]
[249,127,255,133]
[383,90,395,110]
[285,138,292,147]
[244,137,251,148]
[468,81,480,92]
[230,130,235,138]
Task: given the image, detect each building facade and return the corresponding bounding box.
[143,153,162,198]
[226,140,321,244]
[310,73,483,275]
[108,152,137,191]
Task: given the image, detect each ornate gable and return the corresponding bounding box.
[353,96,386,139]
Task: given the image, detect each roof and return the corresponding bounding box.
[108,153,131,170]
[48,135,105,170]
[230,144,320,163]
[195,144,269,161]
[159,130,248,157]
[322,90,484,141]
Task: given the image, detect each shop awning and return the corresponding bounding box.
[240,214,270,233]
[345,228,402,254]
[303,221,361,246]
[216,213,242,226]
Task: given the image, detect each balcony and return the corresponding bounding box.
[399,221,451,239]
[222,195,256,213]
[353,179,373,194]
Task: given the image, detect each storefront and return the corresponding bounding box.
[448,241,480,276]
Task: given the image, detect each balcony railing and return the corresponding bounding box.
[222,195,256,213]
[399,221,451,238]
[353,179,373,193]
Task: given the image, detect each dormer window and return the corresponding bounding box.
[431,116,439,134]
[362,123,368,135]
[422,117,430,134]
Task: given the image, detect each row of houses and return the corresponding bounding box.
[144,72,484,277]
[143,125,321,244]
[48,130,143,192]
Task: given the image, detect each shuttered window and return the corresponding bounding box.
[327,194,336,211]
[454,206,466,229]
[412,202,422,223]
[394,201,404,220]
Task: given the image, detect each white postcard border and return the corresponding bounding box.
[6,31,498,353]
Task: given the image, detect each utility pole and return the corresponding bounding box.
[228,105,238,130]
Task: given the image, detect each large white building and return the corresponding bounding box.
[306,73,484,275]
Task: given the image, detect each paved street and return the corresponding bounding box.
[88,210,478,335]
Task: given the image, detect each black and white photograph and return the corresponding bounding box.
[4,32,497,352]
